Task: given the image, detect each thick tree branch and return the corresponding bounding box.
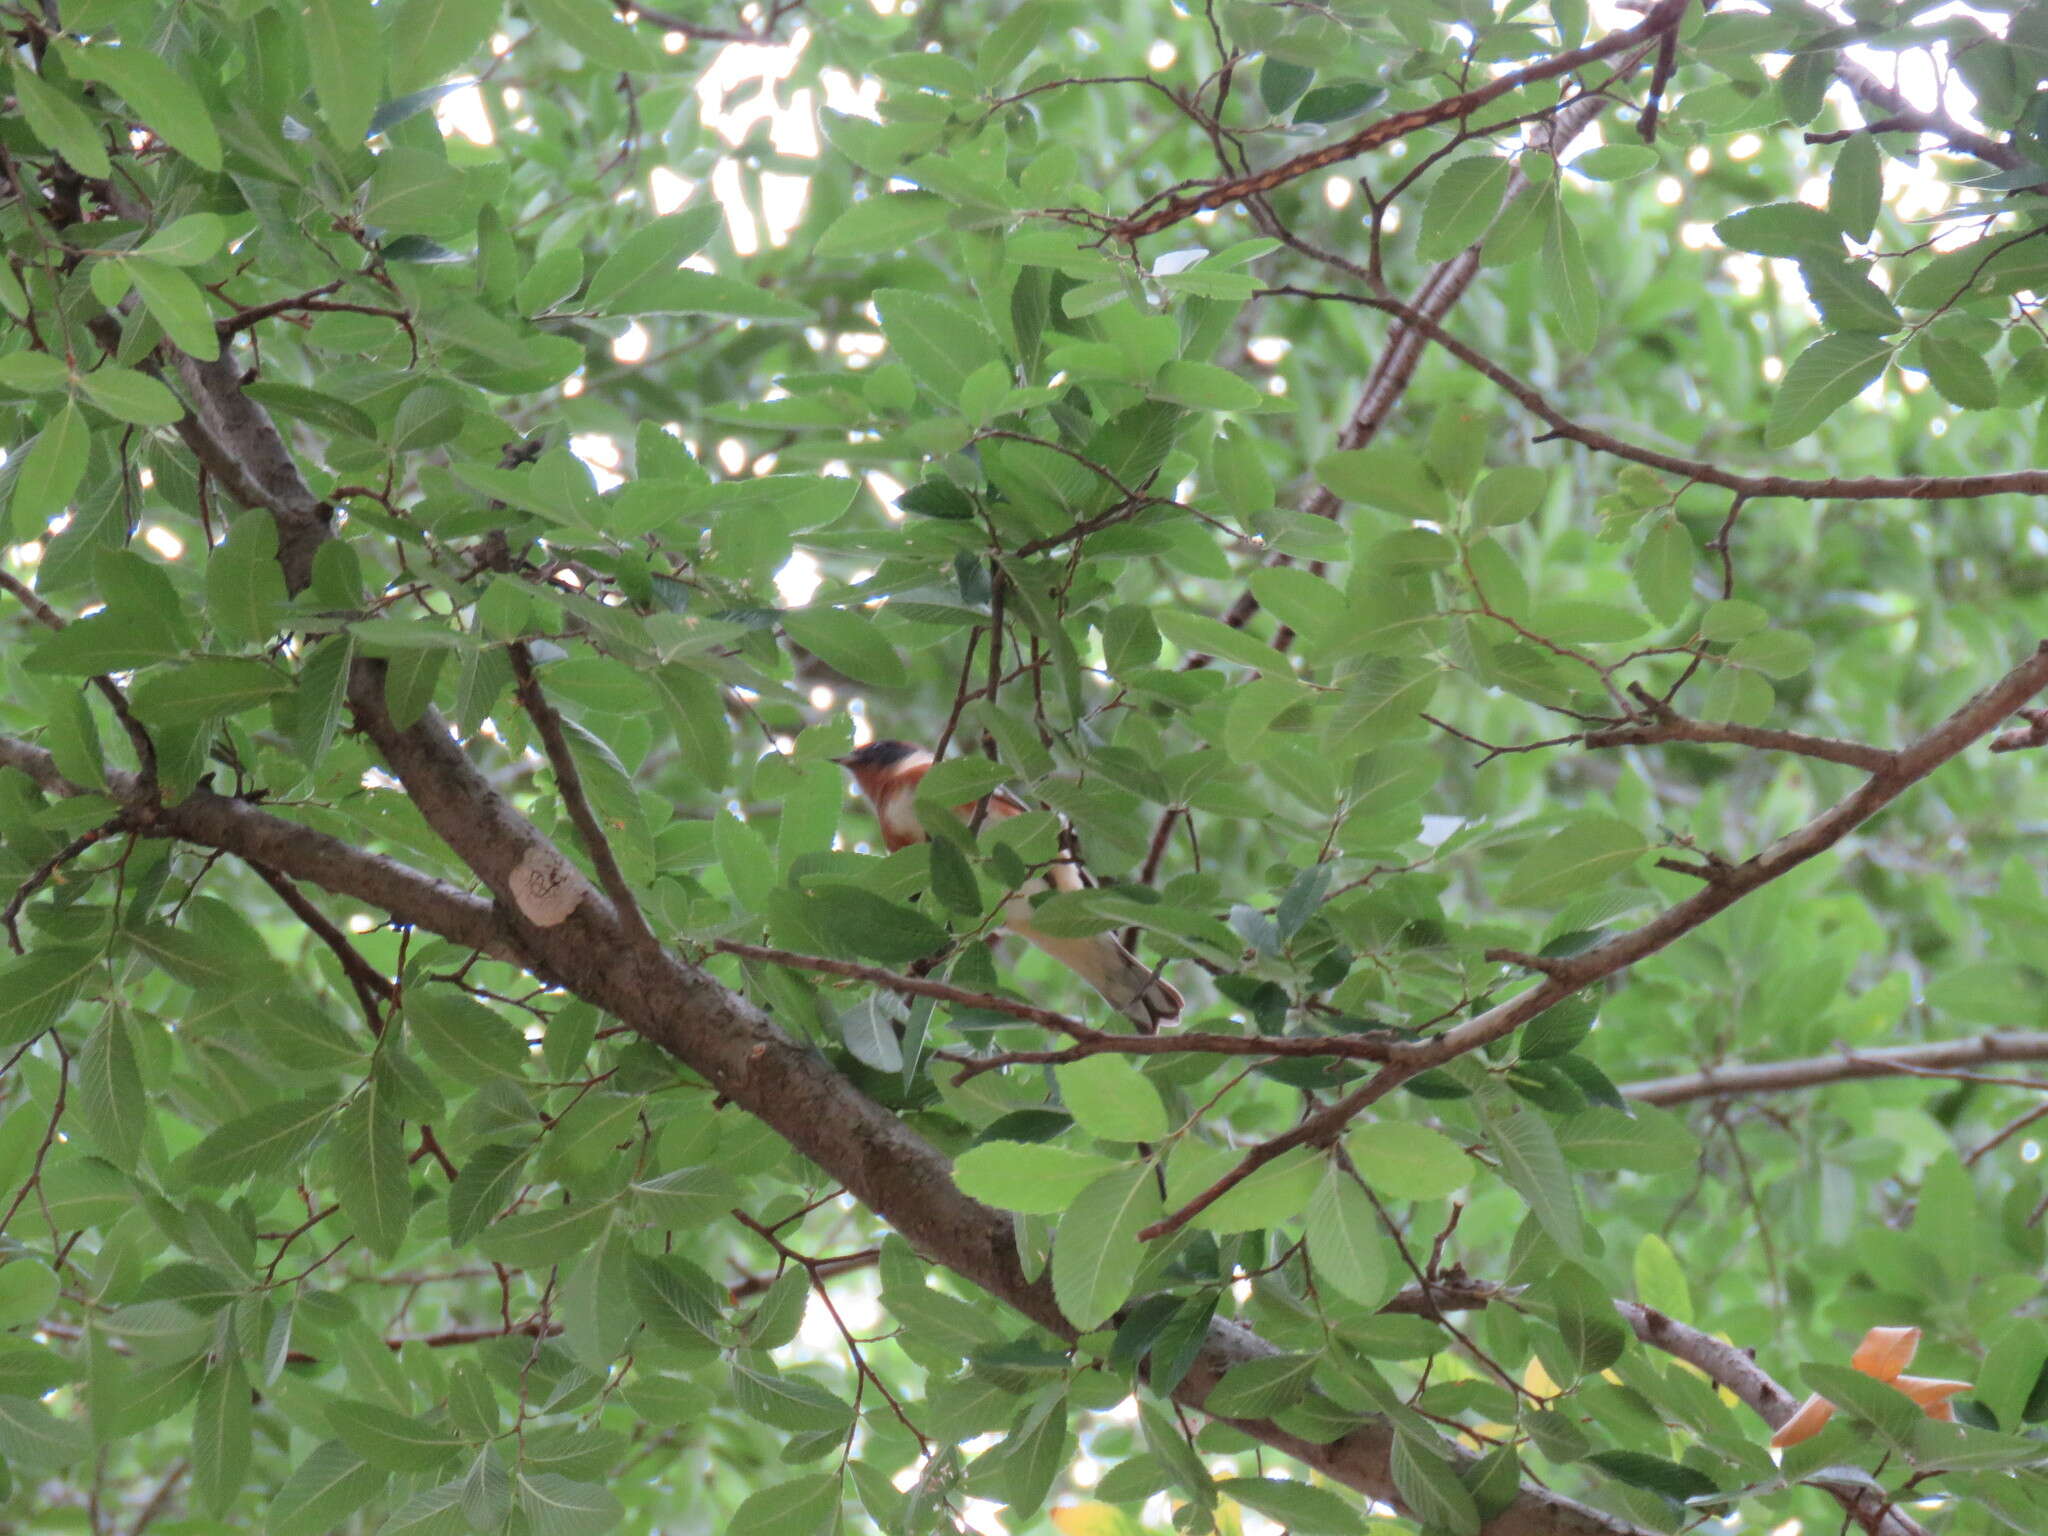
[1831,56,2024,173]
[0,735,522,966]
[1623,1031,2048,1106]
[1139,643,2048,1239]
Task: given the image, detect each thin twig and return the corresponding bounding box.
[250,861,394,1033]
[1624,1031,2048,1106]
[1103,0,1691,240]
[508,642,660,953]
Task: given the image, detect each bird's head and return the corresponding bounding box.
[832,739,928,803]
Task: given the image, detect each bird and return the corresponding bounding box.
[835,739,1183,1032]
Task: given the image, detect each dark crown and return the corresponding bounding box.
[835,739,919,769]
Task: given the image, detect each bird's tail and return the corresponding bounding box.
[1013,927,1183,1033]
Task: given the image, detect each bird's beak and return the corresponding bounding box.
[830,754,857,768]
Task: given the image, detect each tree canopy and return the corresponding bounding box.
[6,0,2048,1533]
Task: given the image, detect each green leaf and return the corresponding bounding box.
[290,636,354,770]
[782,607,907,688]
[78,367,183,426]
[1191,1145,1321,1233]
[519,1472,627,1536]
[1502,815,1645,907]
[1569,144,1659,181]
[1305,1165,1391,1306]
[586,206,725,309]
[1346,1121,1474,1200]
[1486,1105,1581,1252]
[1715,201,1845,258]
[727,1472,841,1536]
[1632,1233,1692,1325]
[1632,517,1694,624]
[627,1253,724,1345]
[405,987,531,1081]
[129,658,288,727]
[328,1399,467,1473]
[649,664,732,789]
[58,41,223,172]
[480,1201,613,1270]
[796,884,948,964]
[954,1142,1124,1213]
[1051,1164,1160,1329]
[1418,157,1512,261]
[815,192,952,258]
[1389,1431,1479,1536]
[524,0,661,68]
[23,607,183,675]
[1214,1478,1356,1534]
[1540,1261,1627,1381]
[10,401,90,537]
[1542,202,1599,351]
[875,288,1003,403]
[11,59,111,179]
[1153,361,1263,411]
[1559,1104,1703,1172]
[329,1083,412,1259]
[447,1145,531,1247]
[1830,134,1882,242]
[1583,1449,1720,1504]
[184,1096,336,1186]
[1799,1361,1921,1446]
[1469,465,1547,528]
[390,0,502,89]
[134,213,227,267]
[126,259,220,361]
[1726,628,1814,678]
[1315,446,1448,519]
[608,269,815,321]
[268,1441,387,1536]
[192,1352,252,1516]
[72,1015,144,1170]
[1294,81,1385,124]
[1765,333,1892,448]
[1057,1056,1169,1142]
[1204,1353,1318,1416]
[0,946,99,1048]
[304,0,381,143]
[1797,259,1902,334]
[0,1394,90,1468]
[1917,334,2000,409]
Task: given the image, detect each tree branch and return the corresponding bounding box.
[0,735,523,966]
[1139,642,2048,1239]
[1622,1031,2048,1106]
[1831,56,2026,174]
[1618,1303,1930,1536]
[507,641,660,953]
[247,861,395,1033]
[1104,0,1692,240]
[1271,287,2048,503]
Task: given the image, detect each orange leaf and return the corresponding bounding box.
[1770,1392,1837,1449]
[1893,1374,1971,1410]
[1849,1326,1920,1382]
